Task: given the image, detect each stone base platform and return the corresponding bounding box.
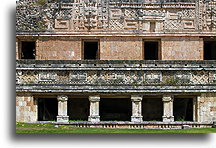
[35,122,214,129]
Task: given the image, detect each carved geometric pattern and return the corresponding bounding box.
[20,71,38,84]
[164,20,183,30]
[70,71,88,84]
[16,0,216,32]
[38,72,57,83]
[125,10,137,18]
[144,71,162,84]
[174,71,191,85]
[207,71,216,84]
[199,0,216,31]
[180,9,195,19]
[191,71,209,84]
[109,20,124,30]
[16,69,216,86]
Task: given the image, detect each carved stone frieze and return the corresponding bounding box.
[16,0,216,33]
[15,70,216,86]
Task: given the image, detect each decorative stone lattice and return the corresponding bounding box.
[16,0,216,32]
[20,71,38,84]
[191,71,210,85]
[16,70,216,86]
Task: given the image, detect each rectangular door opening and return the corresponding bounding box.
[38,98,58,121]
[144,41,159,60]
[204,41,216,60]
[174,98,193,121]
[100,98,131,121]
[68,98,89,121]
[21,41,36,59]
[142,98,163,121]
[83,41,99,60]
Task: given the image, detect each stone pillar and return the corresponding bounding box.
[162,95,174,122]
[88,95,100,122]
[57,95,69,123]
[193,96,198,122]
[131,95,143,122]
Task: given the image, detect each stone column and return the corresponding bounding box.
[131,95,143,122]
[88,95,100,122]
[57,95,69,123]
[162,95,174,122]
[193,96,198,122]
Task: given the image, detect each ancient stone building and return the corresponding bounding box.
[16,0,216,128]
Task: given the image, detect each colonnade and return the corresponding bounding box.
[56,95,178,123]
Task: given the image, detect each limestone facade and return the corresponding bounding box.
[16,94,37,122]
[16,0,216,125]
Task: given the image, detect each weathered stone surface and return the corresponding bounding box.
[57,95,69,123]
[16,60,216,93]
[162,95,174,122]
[16,0,216,34]
[131,95,143,122]
[88,95,100,122]
[16,95,37,122]
[197,93,216,123]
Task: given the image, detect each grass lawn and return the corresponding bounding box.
[16,122,216,133]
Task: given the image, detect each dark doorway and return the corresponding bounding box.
[204,41,216,60]
[21,41,36,59]
[100,98,131,121]
[83,41,99,60]
[38,98,58,121]
[174,98,193,121]
[144,41,159,60]
[68,98,89,121]
[142,98,163,121]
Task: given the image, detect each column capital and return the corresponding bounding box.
[131,95,143,102]
[57,95,68,102]
[89,95,100,102]
[162,95,174,102]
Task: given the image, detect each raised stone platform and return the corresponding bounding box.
[35,121,214,129]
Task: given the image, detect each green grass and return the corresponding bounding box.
[16,122,216,133]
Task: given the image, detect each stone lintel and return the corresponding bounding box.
[89,95,100,102]
[131,95,143,102]
[57,95,68,102]
[162,95,174,102]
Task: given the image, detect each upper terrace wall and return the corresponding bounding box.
[16,0,216,35]
[161,37,203,60]
[17,36,204,60]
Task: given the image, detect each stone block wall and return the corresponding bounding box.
[197,93,216,122]
[17,36,205,60]
[16,95,37,122]
[100,37,143,60]
[37,37,81,60]
[161,37,203,60]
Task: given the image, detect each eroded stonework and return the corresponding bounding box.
[16,0,216,125]
[16,60,216,93]
[16,0,216,33]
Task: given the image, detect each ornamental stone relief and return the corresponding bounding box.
[16,70,215,86]
[16,0,216,32]
[38,72,57,83]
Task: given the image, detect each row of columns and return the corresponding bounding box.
[56,95,175,123]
